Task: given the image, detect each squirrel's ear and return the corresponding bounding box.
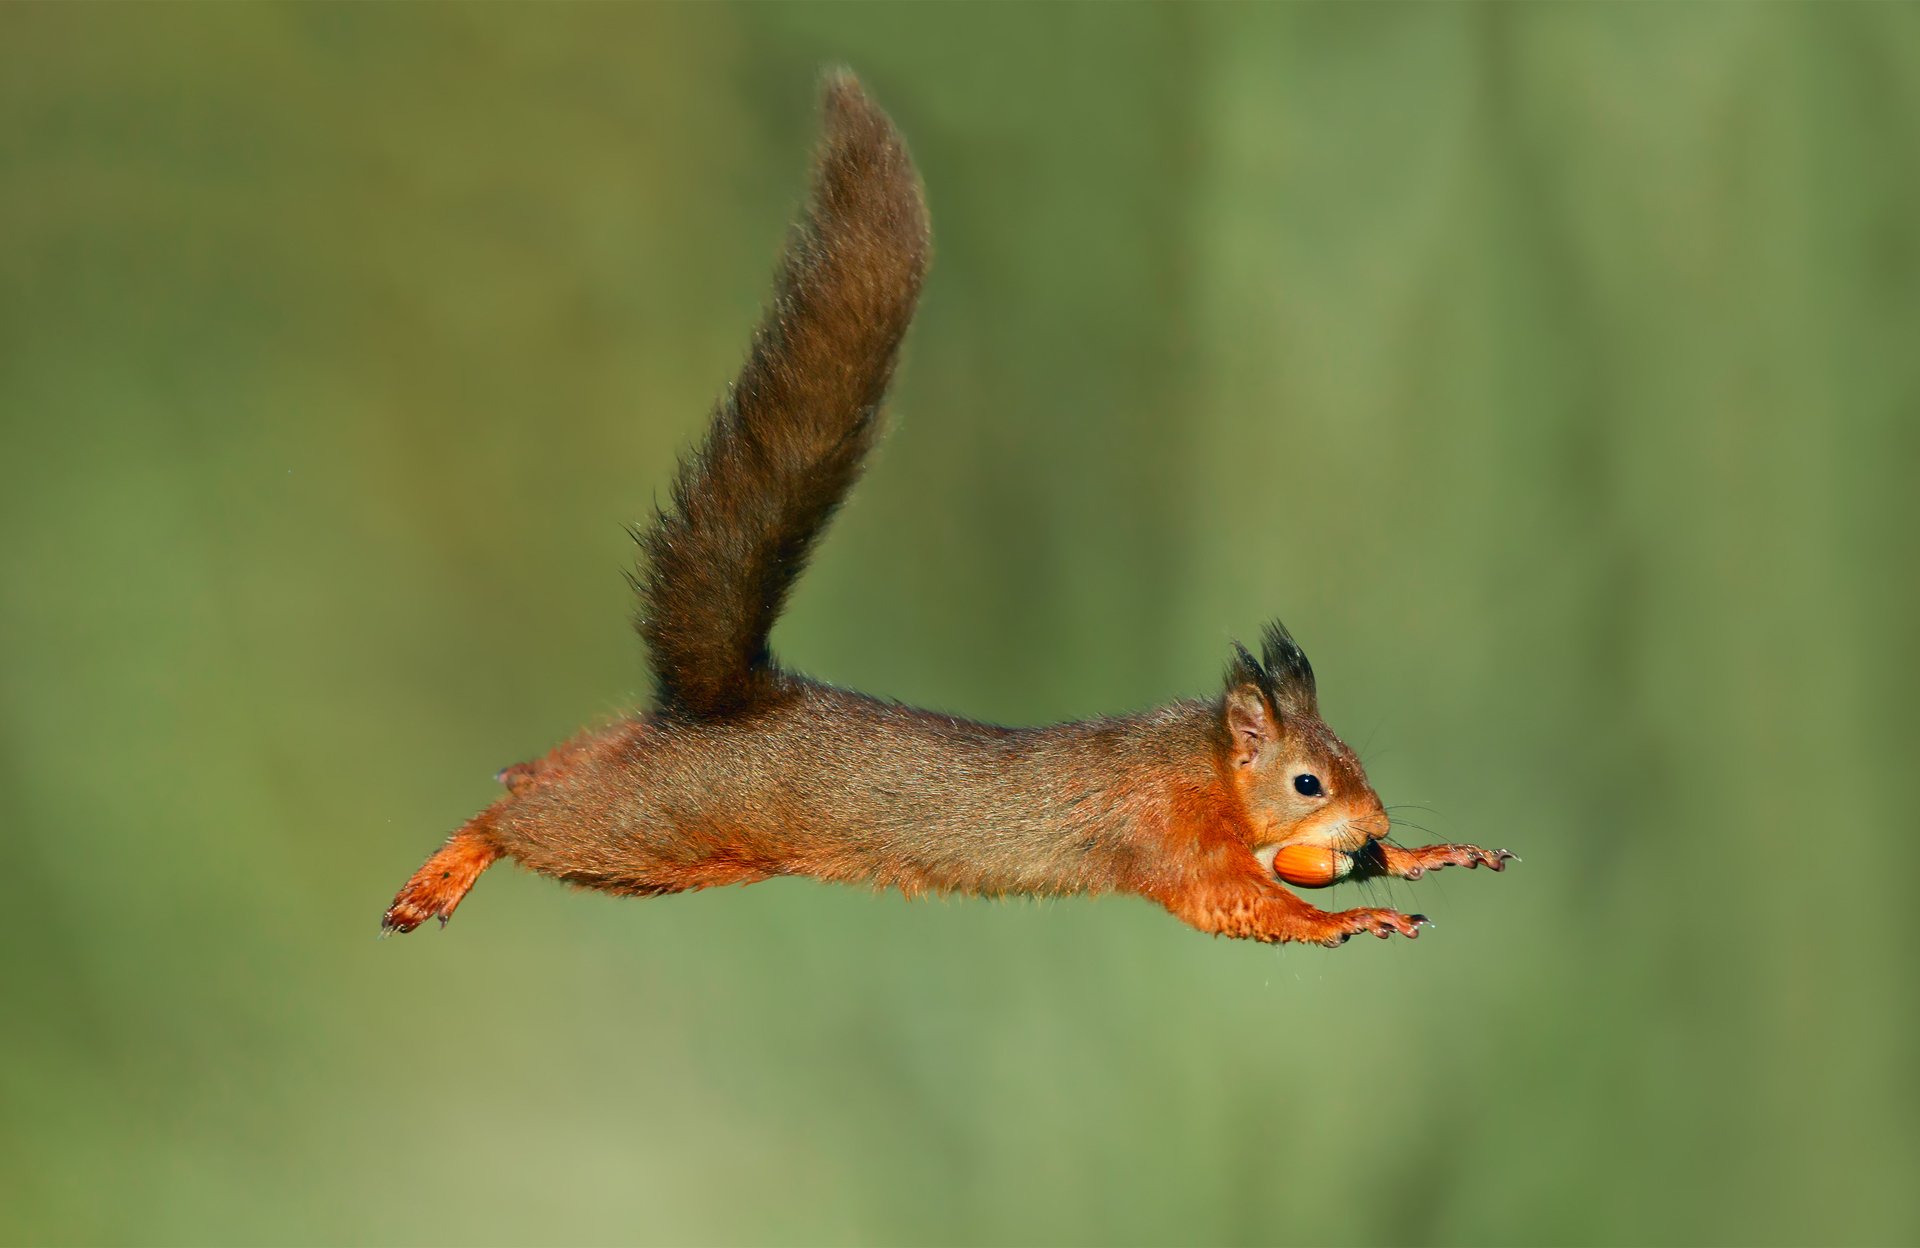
[1223,642,1277,768]
[1223,685,1276,768]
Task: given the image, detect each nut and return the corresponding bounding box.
[1270,844,1353,889]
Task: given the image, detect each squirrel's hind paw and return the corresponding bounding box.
[380,882,454,935]
[381,826,502,936]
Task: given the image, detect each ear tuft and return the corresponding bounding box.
[1225,640,1264,691]
[1260,620,1318,714]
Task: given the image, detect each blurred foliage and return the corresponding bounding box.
[3,4,1917,1246]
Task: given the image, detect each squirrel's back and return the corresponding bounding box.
[488,682,1226,901]
[635,72,930,721]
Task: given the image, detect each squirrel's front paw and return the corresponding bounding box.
[1316,908,1430,947]
[1390,843,1514,880]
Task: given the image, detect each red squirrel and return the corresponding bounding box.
[381,72,1514,948]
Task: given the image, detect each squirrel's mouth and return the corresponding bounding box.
[1256,811,1388,888]
[1285,810,1382,854]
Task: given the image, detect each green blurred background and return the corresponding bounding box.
[3,4,1916,1245]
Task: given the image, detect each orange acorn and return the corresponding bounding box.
[1269,844,1353,889]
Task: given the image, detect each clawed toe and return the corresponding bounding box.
[1338,911,1430,943]
[1446,845,1517,873]
[380,891,448,936]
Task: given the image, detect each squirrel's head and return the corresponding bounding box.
[1218,623,1386,859]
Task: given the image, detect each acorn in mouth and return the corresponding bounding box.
[1267,844,1355,889]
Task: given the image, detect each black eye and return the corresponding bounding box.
[1293,773,1323,797]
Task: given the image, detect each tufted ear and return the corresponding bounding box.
[1260,620,1318,715]
[1223,642,1278,768]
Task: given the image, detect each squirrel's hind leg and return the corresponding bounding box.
[382,816,502,935]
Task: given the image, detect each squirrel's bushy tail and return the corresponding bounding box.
[636,71,930,720]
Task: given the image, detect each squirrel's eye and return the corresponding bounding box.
[1293,773,1324,797]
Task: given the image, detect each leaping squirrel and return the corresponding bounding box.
[382,72,1513,948]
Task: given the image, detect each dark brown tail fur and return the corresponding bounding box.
[636,70,930,721]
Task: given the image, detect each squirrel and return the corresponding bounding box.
[380,71,1514,949]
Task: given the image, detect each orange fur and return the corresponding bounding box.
[381,819,502,934]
